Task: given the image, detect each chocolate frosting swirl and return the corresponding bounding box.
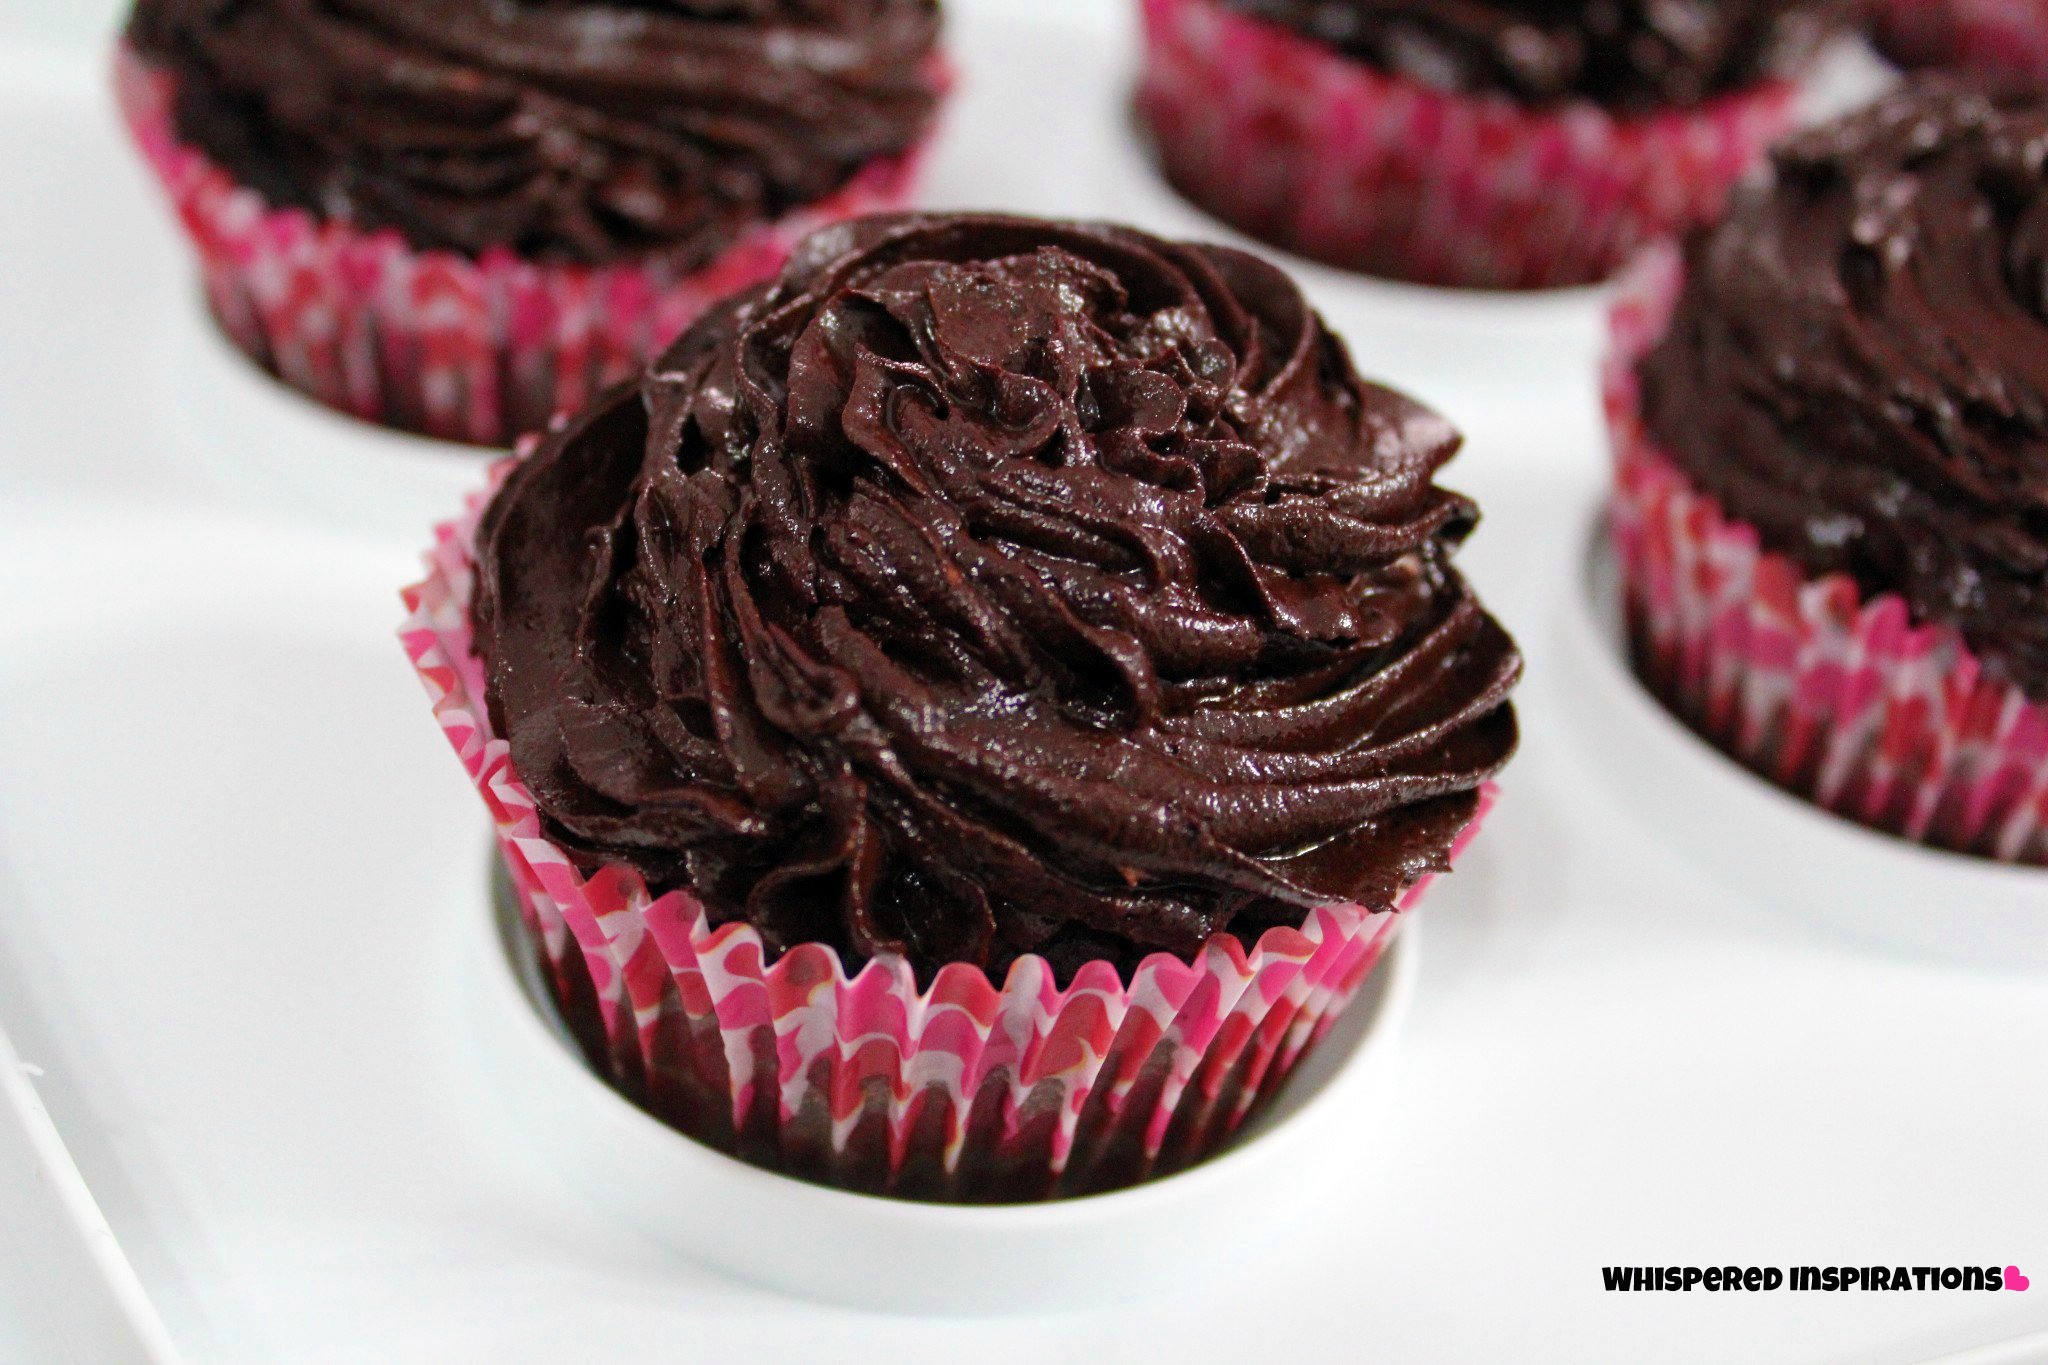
[1640,79,2048,698]
[1224,0,1836,110]
[125,0,944,267]
[472,213,1520,980]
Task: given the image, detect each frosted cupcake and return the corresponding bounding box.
[119,0,947,444]
[1137,0,1840,289]
[405,212,1521,1200]
[1610,79,2048,861]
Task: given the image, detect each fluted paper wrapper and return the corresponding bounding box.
[403,461,1491,1202]
[1606,242,2048,863]
[118,45,932,446]
[1136,0,1795,290]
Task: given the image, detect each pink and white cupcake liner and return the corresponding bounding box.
[1873,0,2048,87]
[1135,0,1797,290]
[1606,242,2048,863]
[402,458,1492,1202]
[117,45,934,447]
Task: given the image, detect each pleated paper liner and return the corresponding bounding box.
[118,44,939,446]
[403,459,1494,1202]
[1135,0,1796,290]
[1606,242,2048,863]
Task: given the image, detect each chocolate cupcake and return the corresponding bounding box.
[1609,78,2048,860]
[1137,0,1840,289]
[404,212,1521,1200]
[119,0,947,444]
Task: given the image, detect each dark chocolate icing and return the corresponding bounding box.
[472,213,1520,981]
[125,0,944,267]
[1640,78,2048,699]
[1224,0,1835,110]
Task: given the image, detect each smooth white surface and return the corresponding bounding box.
[0,1016,175,1364]
[161,298,493,544]
[477,869,1418,1315]
[2,3,2047,1362]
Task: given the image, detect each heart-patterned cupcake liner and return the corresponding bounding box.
[1606,242,2048,863]
[402,458,1494,1202]
[1134,0,1796,290]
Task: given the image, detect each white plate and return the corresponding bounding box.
[3,3,2048,1362]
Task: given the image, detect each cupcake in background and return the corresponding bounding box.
[1609,78,2048,862]
[1870,0,2048,90]
[120,0,948,445]
[1136,0,1841,290]
[405,212,1521,1201]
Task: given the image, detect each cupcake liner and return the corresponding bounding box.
[117,45,935,446]
[402,458,1493,1202]
[1605,242,2048,863]
[1135,0,1797,290]
[1873,0,2048,85]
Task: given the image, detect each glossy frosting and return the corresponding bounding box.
[1224,0,1834,109]
[1640,79,2048,698]
[125,0,944,266]
[473,213,1520,979]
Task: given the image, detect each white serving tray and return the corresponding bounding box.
[3,2,2047,1361]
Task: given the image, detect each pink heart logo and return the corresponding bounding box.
[2008,1266,2030,1292]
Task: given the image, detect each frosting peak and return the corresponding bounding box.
[126,0,944,266]
[473,213,1520,980]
